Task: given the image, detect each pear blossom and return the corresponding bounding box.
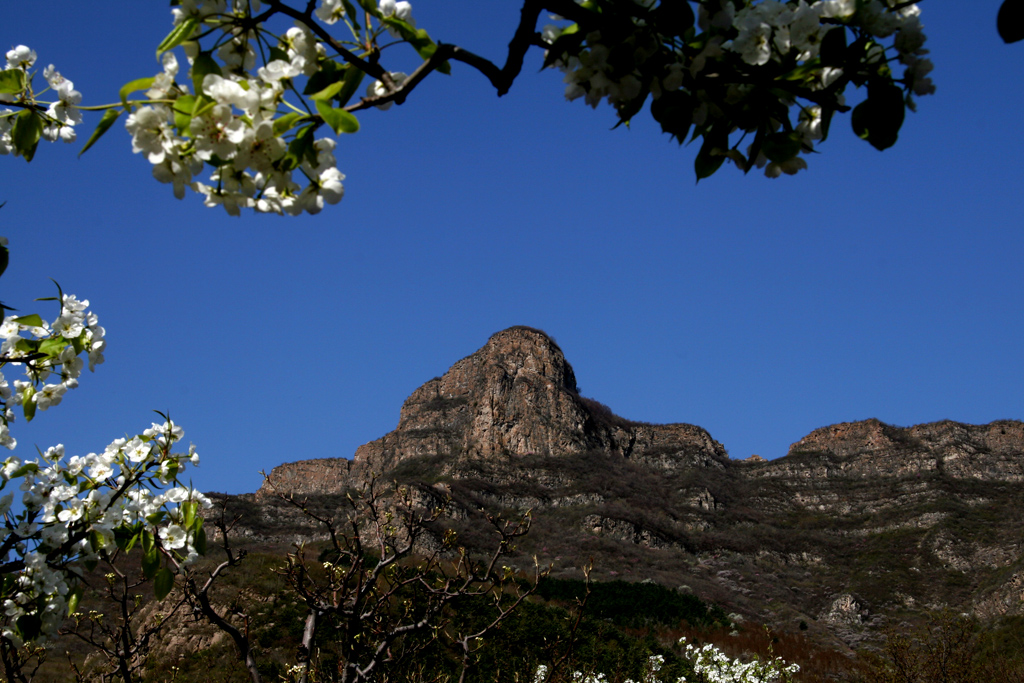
[284,26,323,76]
[730,21,775,65]
[379,0,415,37]
[367,72,409,110]
[315,0,346,25]
[125,105,175,164]
[257,59,301,83]
[5,45,36,70]
[818,0,856,19]
[159,524,188,550]
[147,53,183,100]
[46,80,83,126]
[202,74,260,114]
[31,385,67,411]
[191,103,247,161]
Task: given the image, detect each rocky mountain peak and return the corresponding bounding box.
[240,328,1024,645]
[355,326,607,470]
[261,327,727,495]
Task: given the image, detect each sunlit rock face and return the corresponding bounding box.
[246,326,1024,645]
[261,326,726,495]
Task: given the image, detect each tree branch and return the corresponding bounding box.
[264,0,389,82]
[185,512,263,683]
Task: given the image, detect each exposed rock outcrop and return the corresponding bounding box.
[779,418,1024,481]
[238,326,1024,649]
[259,326,727,497]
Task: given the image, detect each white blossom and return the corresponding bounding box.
[315,0,346,24]
[5,46,36,70]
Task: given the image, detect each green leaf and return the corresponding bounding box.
[124,530,141,553]
[10,462,39,479]
[11,110,43,162]
[78,109,122,157]
[38,337,67,358]
[119,77,156,108]
[13,314,43,327]
[154,567,175,600]
[819,106,835,142]
[282,124,317,170]
[22,387,36,423]
[356,0,378,16]
[192,96,217,120]
[114,524,142,552]
[142,544,160,580]
[761,132,802,163]
[182,500,198,530]
[156,16,199,57]
[195,524,207,555]
[341,0,361,29]
[780,62,825,83]
[542,25,583,69]
[172,94,197,135]
[651,2,695,37]
[268,47,291,64]
[142,529,156,554]
[272,112,305,136]
[316,100,359,134]
[851,82,905,151]
[163,460,180,480]
[0,69,26,95]
[114,526,131,551]
[88,529,106,551]
[819,27,847,66]
[303,59,345,96]
[335,64,366,107]
[67,586,83,616]
[13,338,35,355]
[310,79,347,102]
[191,52,223,98]
[15,614,41,641]
[613,89,649,129]
[999,0,1024,43]
[694,128,728,181]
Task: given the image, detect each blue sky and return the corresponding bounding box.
[2,2,1023,494]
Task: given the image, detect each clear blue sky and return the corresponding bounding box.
[3,2,1023,494]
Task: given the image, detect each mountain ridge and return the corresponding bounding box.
[228,326,1024,650]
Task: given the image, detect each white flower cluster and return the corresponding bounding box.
[315,0,414,31]
[534,654,664,683]
[0,45,82,155]
[0,240,208,646]
[545,0,934,177]
[723,0,932,95]
[724,0,855,66]
[535,640,798,683]
[678,638,799,682]
[125,43,344,216]
[120,0,419,215]
[0,420,210,645]
[4,1,430,212]
[0,290,106,450]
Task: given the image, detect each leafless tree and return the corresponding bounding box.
[58,552,191,683]
[186,474,543,683]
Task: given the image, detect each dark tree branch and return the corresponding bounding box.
[184,511,263,683]
[264,0,389,82]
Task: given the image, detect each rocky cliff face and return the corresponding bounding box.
[775,418,1024,481]
[259,326,728,497]
[241,326,1024,649]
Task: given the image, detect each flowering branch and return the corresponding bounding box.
[2,0,936,213]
